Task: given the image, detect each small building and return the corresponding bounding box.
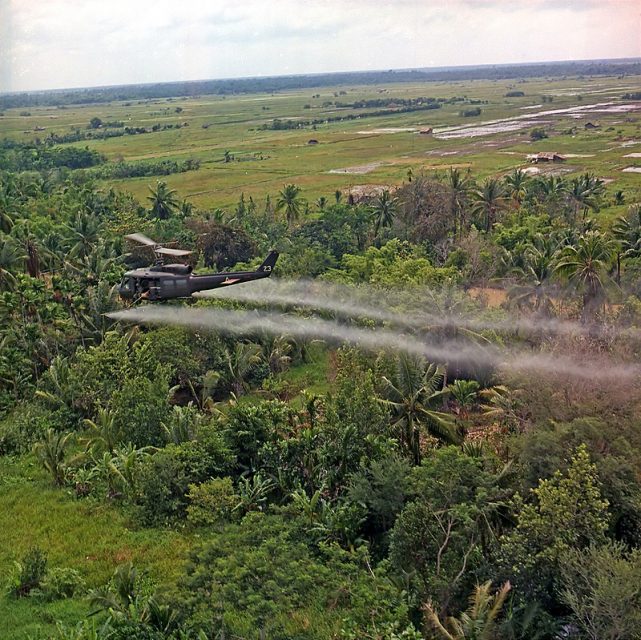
[527,152,566,164]
[419,128,433,135]
[307,139,319,145]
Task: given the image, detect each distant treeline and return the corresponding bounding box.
[1,59,639,109]
[0,139,104,171]
[40,122,188,146]
[334,96,453,109]
[259,102,443,130]
[622,92,641,99]
[86,157,200,179]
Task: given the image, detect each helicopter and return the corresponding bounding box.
[118,233,279,302]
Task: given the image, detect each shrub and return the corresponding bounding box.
[39,567,85,600]
[7,547,48,597]
[0,404,51,455]
[530,127,548,141]
[187,477,238,526]
[110,367,171,448]
[137,425,234,525]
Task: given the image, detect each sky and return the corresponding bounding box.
[1,0,640,93]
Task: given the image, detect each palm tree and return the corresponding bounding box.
[416,287,493,384]
[448,380,480,418]
[262,335,292,374]
[533,175,566,217]
[0,203,15,234]
[82,408,121,456]
[566,173,604,222]
[554,230,615,319]
[424,581,511,640]
[276,184,304,227]
[0,235,25,289]
[67,212,101,260]
[11,221,41,278]
[147,181,179,220]
[612,204,641,283]
[503,168,529,211]
[379,354,459,464]
[34,429,74,486]
[370,190,399,237]
[223,342,263,396]
[40,231,65,273]
[316,196,327,212]
[471,178,508,232]
[508,234,560,315]
[447,168,474,238]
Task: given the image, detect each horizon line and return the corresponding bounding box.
[2,56,640,98]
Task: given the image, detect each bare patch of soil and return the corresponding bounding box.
[328,161,384,174]
[356,127,416,134]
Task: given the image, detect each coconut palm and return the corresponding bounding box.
[370,190,399,237]
[379,354,459,464]
[533,175,567,217]
[40,231,65,273]
[566,173,604,222]
[447,168,474,237]
[11,220,41,278]
[67,212,101,260]
[424,581,511,640]
[503,168,530,210]
[471,178,508,232]
[508,234,560,314]
[0,203,15,234]
[147,181,179,220]
[0,235,25,289]
[316,196,327,211]
[554,230,615,319]
[276,184,305,227]
[612,204,641,282]
[416,287,493,381]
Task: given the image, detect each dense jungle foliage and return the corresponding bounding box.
[2,118,641,640]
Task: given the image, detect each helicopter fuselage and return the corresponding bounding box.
[118,251,278,301]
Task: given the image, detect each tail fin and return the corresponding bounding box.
[258,250,279,275]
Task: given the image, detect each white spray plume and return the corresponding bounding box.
[107,306,641,381]
[194,278,613,339]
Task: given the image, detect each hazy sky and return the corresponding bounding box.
[1,0,639,93]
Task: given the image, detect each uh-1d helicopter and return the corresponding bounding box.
[118,233,278,302]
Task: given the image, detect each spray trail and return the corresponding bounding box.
[107,306,641,381]
[195,278,613,339]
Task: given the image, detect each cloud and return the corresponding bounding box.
[1,0,639,92]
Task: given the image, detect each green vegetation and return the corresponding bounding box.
[1,69,641,639]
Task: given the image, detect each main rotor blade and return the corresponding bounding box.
[125,233,157,247]
[156,247,192,257]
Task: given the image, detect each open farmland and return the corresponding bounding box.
[2,73,640,213]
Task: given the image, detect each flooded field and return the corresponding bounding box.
[434,101,641,140]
